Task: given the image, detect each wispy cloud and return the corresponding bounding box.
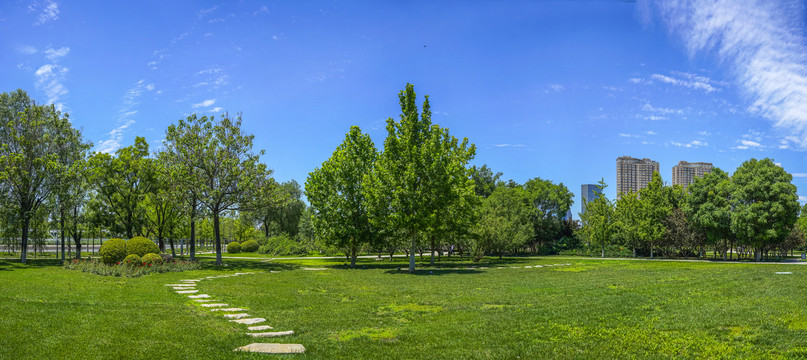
[619,133,640,138]
[33,0,59,25]
[792,173,807,178]
[44,46,69,61]
[548,84,565,92]
[646,130,657,135]
[17,45,38,55]
[493,144,526,148]
[644,0,807,147]
[96,80,155,154]
[799,195,807,203]
[193,99,215,108]
[254,6,270,15]
[650,72,720,93]
[642,103,683,115]
[670,140,707,148]
[209,107,223,113]
[198,6,218,19]
[34,64,68,110]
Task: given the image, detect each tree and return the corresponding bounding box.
[166,113,269,266]
[614,191,643,257]
[306,126,377,268]
[473,186,533,259]
[524,178,574,249]
[364,84,476,272]
[0,90,87,263]
[579,179,613,257]
[731,158,799,261]
[638,172,670,259]
[88,137,155,239]
[685,168,732,259]
[145,160,183,255]
[255,180,304,237]
[470,164,502,198]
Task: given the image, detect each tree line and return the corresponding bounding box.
[580,162,807,261]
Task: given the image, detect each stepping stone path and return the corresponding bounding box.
[167,271,304,354]
[301,267,328,271]
[234,343,306,354]
[776,272,793,275]
[247,330,294,338]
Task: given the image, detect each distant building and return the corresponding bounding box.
[672,161,713,188]
[616,156,659,199]
[580,184,602,214]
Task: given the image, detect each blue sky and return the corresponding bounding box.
[2,0,807,215]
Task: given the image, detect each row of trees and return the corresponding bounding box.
[0,89,293,265]
[306,84,575,270]
[580,160,807,261]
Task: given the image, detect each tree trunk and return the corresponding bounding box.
[754,248,761,262]
[169,238,176,257]
[20,216,30,264]
[214,212,222,266]
[430,236,436,266]
[650,242,654,259]
[189,209,196,261]
[60,214,66,263]
[601,244,605,258]
[409,231,416,272]
[350,244,357,269]
[632,246,636,258]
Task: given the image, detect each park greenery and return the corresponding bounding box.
[1,85,806,271]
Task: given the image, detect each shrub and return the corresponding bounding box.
[160,253,174,263]
[99,238,127,264]
[126,236,160,257]
[64,258,200,277]
[141,253,163,265]
[241,239,259,252]
[227,241,242,253]
[257,234,308,256]
[122,254,142,266]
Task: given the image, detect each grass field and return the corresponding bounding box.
[2,256,806,359]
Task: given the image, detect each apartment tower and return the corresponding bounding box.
[616,156,659,199]
[672,161,713,188]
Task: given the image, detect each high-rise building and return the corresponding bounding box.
[672,161,713,188]
[616,156,659,199]
[580,184,602,214]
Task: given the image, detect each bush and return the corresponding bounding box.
[227,241,242,253]
[141,253,163,265]
[99,238,127,264]
[64,258,200,277]
[126,236,160,257]
[257,234,308,256]
[160,253,174,263]
[241,240,259,252]
[122,254,142,266]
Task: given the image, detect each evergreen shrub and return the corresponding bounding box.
[240,240,259,252]
[126,236,160,257]
[227,242,242,253]
[141,253,163,265]
[99,238,127,264]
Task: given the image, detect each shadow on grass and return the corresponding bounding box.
[196,258,295,272]
[0,259,66,271]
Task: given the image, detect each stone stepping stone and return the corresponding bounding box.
[230,318,266,325]
[222,313,251,319]
[165,284,195,287]
[210,308,246,312]
[233,343,305,354]
[200,303,228,307]
[247,325,274,331]
[776,272,793,275]
[301,267,328,271]
[247,330,294,338]
[173,286,196,290]
[233,272,254,275]
[188,294,211,299]
[524,266,533,269]
[176,290,199,294]
[180,279,201,282]
[194,299,219,302]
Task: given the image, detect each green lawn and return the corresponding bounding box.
[2,257,806,359]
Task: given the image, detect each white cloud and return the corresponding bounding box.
[670,140,707,148]
[740,139,761,147]
[96,119,135,154]
[197,67,223,75]
[799,195,807,203]
[628,78,642,84]
[18,45,38,55]
[792,173,807,178]
[698,130,711,136]
[647,0,807,147]
[646,130,656,135]
[44,46,69,61]
[644,115,667,121]
[643,103,683,115]
[95,80,155,154]
[619,133,640,138]
[254,5,270,15]
[198,6,217,19]
[493,144,526,148]
[34,0,59,25]
[548,84,564,92]
[193,99,216,108]
[650,72,720,93]
[209,107,223,113]
[34,63,68,110]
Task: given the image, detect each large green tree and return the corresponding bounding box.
[638,172,670,259]
[0,90,87,263]
[256,180,304,237]
[524,177,574,248]
[579,179,613,258]
[685,168,733,259]
[731,158,799,261]
[306,126,377,268]
[88,137,155,239]
[166,113,269,266]
[145,160,184,254]
[614,191,643,257]
[364,84,476,272]
[473,186,534,259]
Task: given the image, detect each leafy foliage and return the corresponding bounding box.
[227,241,241,254]
[257,234,309,256]
[122,254,142,266]
[240,239,259,252]
[473,186,534,259]
[140,253,163,265]
[125,236,160,257]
